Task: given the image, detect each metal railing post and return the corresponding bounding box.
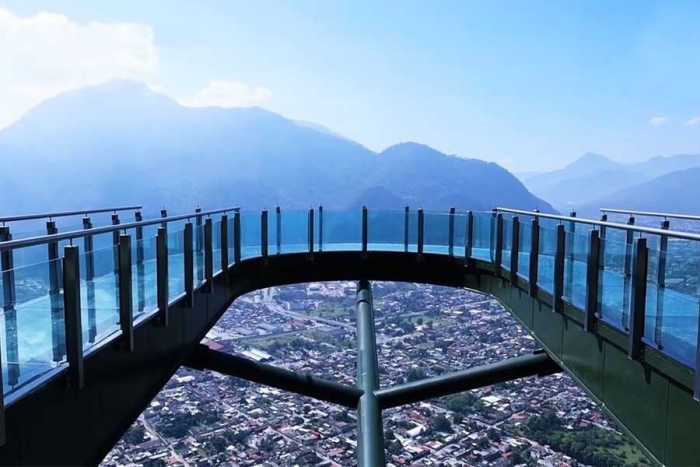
[529,218,540,297]
[261,210,269,260]
[62,244,84,389]
[82,216,97,344]
[204,218,214,293]
[584,229,601,332]
[0,226,18,386]
[494,213,504,273]
[233,209,241,263]
[417,208,424,255]
[510,216,520,283]
[448,207,456,256]
[195,207,204,285]
[47,220,65,361]
[156,227,169,326]
[275,206,281,255]
[160,208,168,230]
[308,208,314,257]
[628,237,648,359]
[184,222,194,308]
[135,211,145,314]
[220,215,229,270]
[118,234,134,352]
[565,211,576,298]
[622,216,635,328]
[553,224,566,312]
[318,205,324,252]
[111,213,120,292]
[655,220,669,347]
[362,206,368,253]
[466,210,474,260]
[404,206,410,253]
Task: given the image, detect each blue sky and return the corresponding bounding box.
[1,1,699,171]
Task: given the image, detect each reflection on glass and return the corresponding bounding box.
[471,212,493,261]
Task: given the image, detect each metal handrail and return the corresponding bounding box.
[0,206,143,224]
[600,208,700,222]
[495,207,700,242]
[0,207,237,252]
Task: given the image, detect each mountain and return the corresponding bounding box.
[577,168,700,216]
[524,152,700,211]
[0,80,555,215]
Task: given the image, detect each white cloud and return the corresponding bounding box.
[0,8,158,128]
[683,116,700,126]
[649,116,670,126]
[179,80,272,108]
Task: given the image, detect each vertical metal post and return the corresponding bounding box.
[275,206,281,255]
[510,216,520,283]
[622,217,635,328]
[195,207,204,285]
[82,217,96,344]
[233,210,242,263]
[448,207,456,256]
[356,279,386,466]
[529,218,540,297]
[156,227,169,326]
[628,237,648,359]
[553,224,566,312]
[135,211,145,314]
[47,221,65,360]
[111,213,120,292]
[565,211,576,298]
[0,226,18,386]
[62,244,84,389]
[362,206,368,253]
[466,210,474,260]
[261,210,269,260]
[204,218,214,293]
[494,213,504,273]
[184,222,194,308]
[118,234,133,352]
[318,205,324,252]
[308,208,315,257]
[584,229,601,332]
[220,215,229,270]
[404,206,410,253]
[160,208,168,230]
[654,220,669,347]
[417,208,424,255]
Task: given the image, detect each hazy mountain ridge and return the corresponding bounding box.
[523,151,700,211]
[0,80,555,215]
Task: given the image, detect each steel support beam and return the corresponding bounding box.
[220,215,229,270]
[184,345,362,408]
[355,279,385,467]
[184,222,194,308]
[233,210,241,263]
[318,205,324,252]
[118,234,134,352]
[204,218,213,293]
[156,227,169,326]
[376,351,560,410]
[529,218,540,297]
[308,208,315,257]
[404,206,409,253]
[47,221,65,360]
[448,206,455,256]
[655,220,669,348]
[628,237,648,359]
[622,216,635,328]
[584,229,601,332]
[417,208,424,255]
[466,210,474,260]
[275,207,281,255]
[362,206,368,254]
[553,224,566,312]
[82,217,97,344]
[62,245,84,390]
[494,213,503,273]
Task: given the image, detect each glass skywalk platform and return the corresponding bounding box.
[2,205,700,403]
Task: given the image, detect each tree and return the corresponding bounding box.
[453,413,464,425]
[430,414,453,433]
[123,426,146,445]
[446,394,476,413]
[406,366,426,382]
[416,317,424,325]
[487,428,501,442]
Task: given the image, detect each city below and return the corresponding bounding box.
[102,282,648,467]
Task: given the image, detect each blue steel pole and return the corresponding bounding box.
[355,279,386,467]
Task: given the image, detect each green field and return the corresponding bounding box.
[308,303,351,319]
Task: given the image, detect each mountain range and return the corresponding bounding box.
[520,152,700,215]
[0,80,553,216]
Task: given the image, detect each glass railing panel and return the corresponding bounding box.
[323,211,362,251]
[240,211,261,259]
[81,244,120,350]
[368,210,405,252]
[501,218,512,269]
[537,225,557,293]
[517,221,532,280]
[131,236,158,318]
[167,228,186,300]
[407,209,418,253]
[653,238,700,365]
[562,228,589,309]
[1,259,65,396]
[193,224,205,287]
[280,210,308,254]
[423,212,450,255]
[471,212,493,261]
[213,220,222,274]
[597,237,630,330]
[453,213,467,257]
